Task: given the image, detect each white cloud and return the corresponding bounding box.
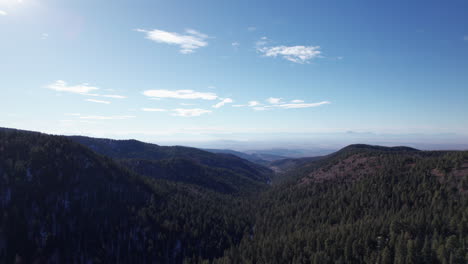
[464,35,468,41]
[41,33,48,39]
[257,45,322,63]
[79,115,135,120]
[172,108,212,117]
[64,113,81,116]
[232,104,245,107]
[247,26,256,32]
[180,103,196,106]
[85,99,111,104]
[277,101,330,109]
[45,80,126,99]
[136,28,209,54]
[291,99,304,103]
[267,97,282,104]
[101,94,127,99]
[143,89,218,100]
[248,101,261,107]
[232,42,240,48]
[141,108,167,112]
[185,29,208,38]
[46,80,98,94]
[0,10,7,16]
[239,100,330,110]
[212,98,233,108]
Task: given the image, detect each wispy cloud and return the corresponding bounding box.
[85,99,111,104]
[45,80,126,99]
[212,98,233,108]
[248,101,261,107]
[232,42,240,49]
[247,26,256,32]
[464,35,468,41]
[241,99,330,110]
[276,101,330,109]
[232,101,262,107]
[257,43,322,63]
[143,89,218,100]
[291,99,304,103]
[135,28,209,54]
[267,97,282,104]
[46,80,98,94]
[172,108,212,117]
[99,94,126,99]
[79,115,135,120]
[0,10,7,16]
[141,108,167,112]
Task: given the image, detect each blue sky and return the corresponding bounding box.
[1,0,467,149]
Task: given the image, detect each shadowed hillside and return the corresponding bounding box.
[0,129,256,263]
[216,145,468,264]
[1,129,467,263]
[70,136,272,185]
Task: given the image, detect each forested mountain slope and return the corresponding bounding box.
[216,145,468,264]
[1,128,467,264]
[0,129,254,263]
[119,158,265,194]
[70,136,272,184]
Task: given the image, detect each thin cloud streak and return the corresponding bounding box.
[143,89,218,100]
[172,108,212,117]
[79,115,135,120]
[135,28,209,54]
[85,99,111,104]
[141,108,167,112]
[45,80,126,99]
[212,98,233,108]
[46,80,98,94]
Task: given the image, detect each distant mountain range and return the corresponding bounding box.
[0,127,466,263]
[203,148,288,165]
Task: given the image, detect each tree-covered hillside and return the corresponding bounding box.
[0,129,254,263]
[1,129,467,263]
[120,158,265,194]
[216,145,468,264]
[70,136,272,184]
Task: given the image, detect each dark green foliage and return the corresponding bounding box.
[120,158,265,194]
[70,136,272,183]
[0,129,253,263]
[216,146,468,264]
[1,129,467,264]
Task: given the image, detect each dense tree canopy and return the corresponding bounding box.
[0,129,467,263]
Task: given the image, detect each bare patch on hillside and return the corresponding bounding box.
[432,161,468,193]
[299,154,381,185]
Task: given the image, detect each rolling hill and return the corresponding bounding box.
[1,128,467,264]
[70,136,272,186]
[216,144,468,263]
[0,128,256,263]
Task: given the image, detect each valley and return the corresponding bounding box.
[0,128,466,263]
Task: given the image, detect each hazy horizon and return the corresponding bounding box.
[1,0,468,146]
